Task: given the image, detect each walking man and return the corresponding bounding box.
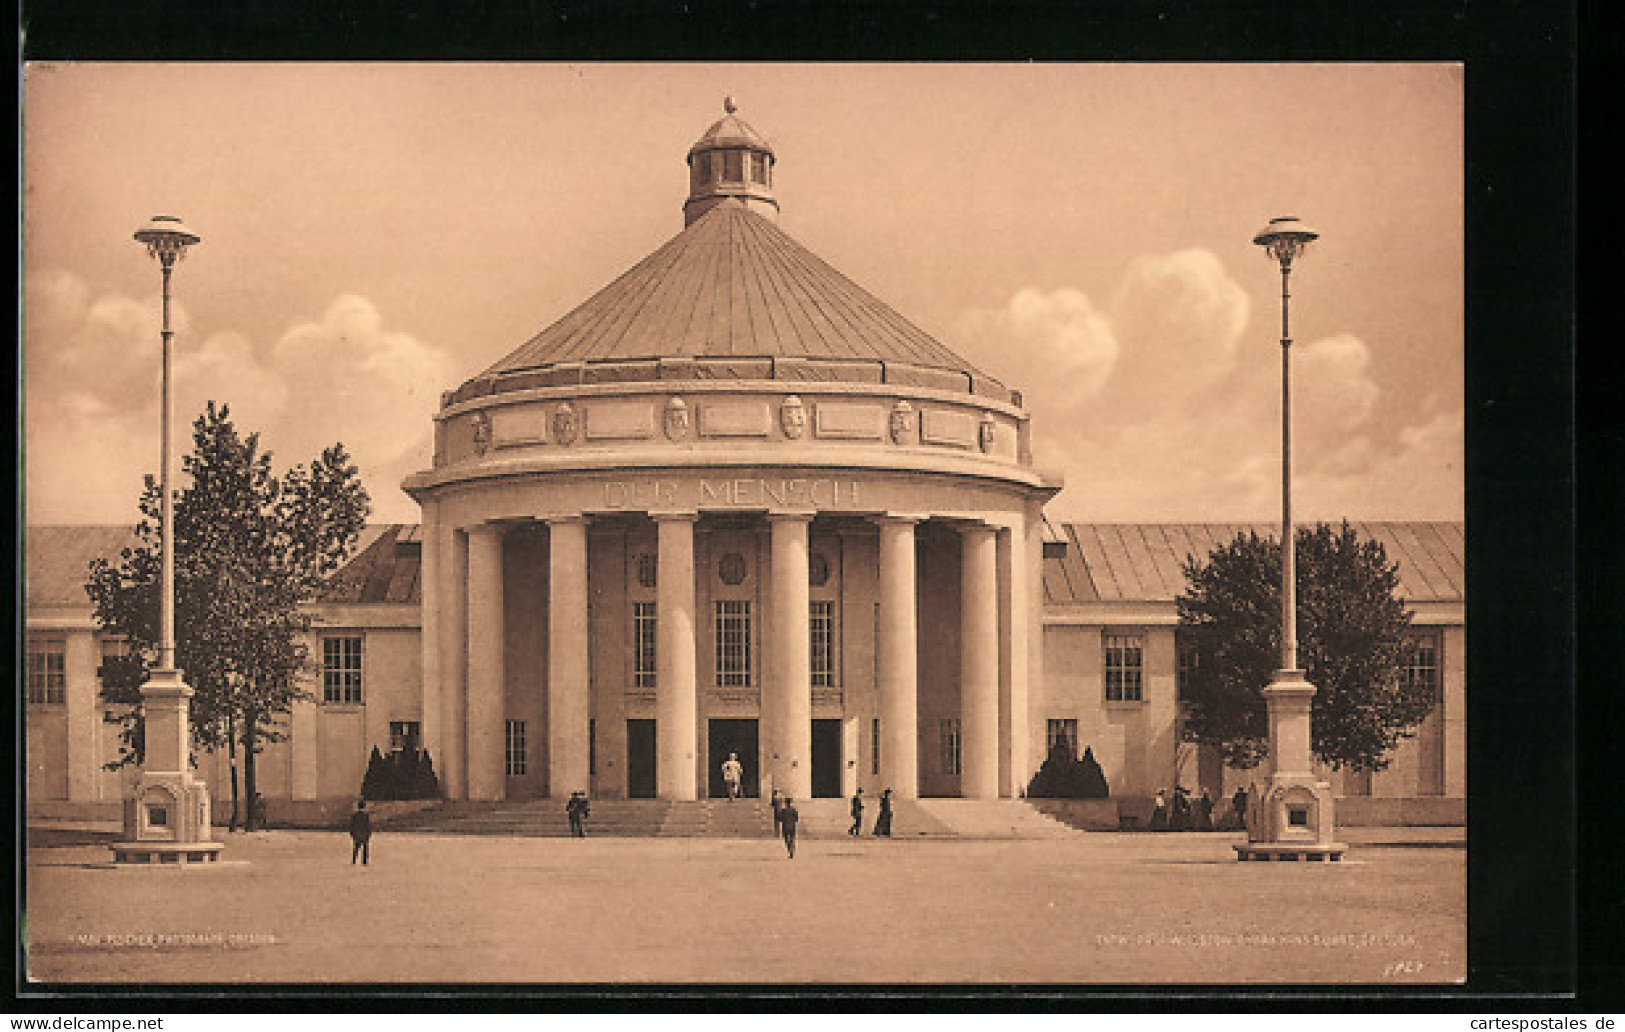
[722,752,743,800]
[780,796,799,859]
[348,799,372,865]
[848,786,865,836]
[567,790,590,837]
[771,788,785,837]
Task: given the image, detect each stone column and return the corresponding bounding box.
[998,519,1031,799]
[440,525,468,800]
[548,517,591,797]
[65,632,100,801]
[770,511,815,801]
[465,523,506,802]
[654,512,699,800]
[960,523,1000,800]
[1024,507,1047,794]
[417,501,444,787]
[876,516,920,800]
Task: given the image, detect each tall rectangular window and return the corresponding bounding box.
[873,603,882,687]
[1046,718,1079,759]
[1103,631,1144,702]
[633,602,658,688]
[505,719,526,776]
[1176,634,1199,702]
[26,637,66,704]
[871,717,881,775]
[810,600,836,688]
[589,718,597,776]
[390,721,421,755]
[714,600,753,687]
[1403,632,1441,700]
[939,718,962,776]
[322,636,364,704]
[751,152,768,184]
[723,150,743,182]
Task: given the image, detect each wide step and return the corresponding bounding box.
[379,799,773,838]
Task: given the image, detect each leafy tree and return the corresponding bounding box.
[1176,522,1431,772]
[88,402,369,829]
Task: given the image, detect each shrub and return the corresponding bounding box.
[1026,741,1111,799]
[360,747,442,801]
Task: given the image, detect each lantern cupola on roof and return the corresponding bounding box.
[684,96,778,226]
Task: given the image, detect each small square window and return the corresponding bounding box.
[1287,806,1309,827]
[390,721,421,755]
[147,805,169,827]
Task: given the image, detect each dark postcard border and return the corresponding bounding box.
[15,0,1582,1012]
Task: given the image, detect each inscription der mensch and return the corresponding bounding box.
[602,478,861,510]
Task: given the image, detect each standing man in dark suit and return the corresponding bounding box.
[780,797,799,859]
[567,790,590,837]
[348,799,372,865]
[848,786,865,836]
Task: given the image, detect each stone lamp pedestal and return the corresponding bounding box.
[111,670,222,865]
[1235,669,1346,862]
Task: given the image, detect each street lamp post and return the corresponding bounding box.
[111,215,223,865]
[1235,216,1345,862]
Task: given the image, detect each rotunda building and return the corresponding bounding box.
[404,102,1061,804]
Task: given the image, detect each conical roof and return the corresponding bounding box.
[472,199,1007,401]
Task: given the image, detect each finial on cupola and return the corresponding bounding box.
[724,95,738,114]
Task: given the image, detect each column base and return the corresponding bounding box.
[113,769,221,865]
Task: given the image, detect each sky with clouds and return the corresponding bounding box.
[23,63,1462,526]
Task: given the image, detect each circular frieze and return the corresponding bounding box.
[717,552,749,586]
[809,552,831,586]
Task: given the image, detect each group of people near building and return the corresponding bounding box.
[1147,786,1249,832]
[844,786,894,838]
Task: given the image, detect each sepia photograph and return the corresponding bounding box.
[20,62,1470,987]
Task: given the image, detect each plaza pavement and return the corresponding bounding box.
[23,822,1464,986]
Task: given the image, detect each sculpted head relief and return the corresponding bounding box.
[889,400,915,445]
[664,397,691,441]
[552,402,579,445]
[779,395,806,439]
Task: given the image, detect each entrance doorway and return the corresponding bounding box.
[811,719,842,798]
[626,719,656,799]
[707,719,759,798]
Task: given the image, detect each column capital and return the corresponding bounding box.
[649,509,700,523]
[766,508,817,523]
[466,521,508,538]
[544,514,590,527]
[873,513,928,527]
[956,521,998,541]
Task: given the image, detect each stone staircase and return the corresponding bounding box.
[910,799,1081,839]
[377,797,1080,840]
[377,798,774,838]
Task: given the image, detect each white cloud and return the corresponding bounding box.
[955,286,1119,404]
[954,251,1461,522]
[25,272,452,525]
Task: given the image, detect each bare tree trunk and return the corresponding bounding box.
[227,713,241,833]
[242,714,260,831]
